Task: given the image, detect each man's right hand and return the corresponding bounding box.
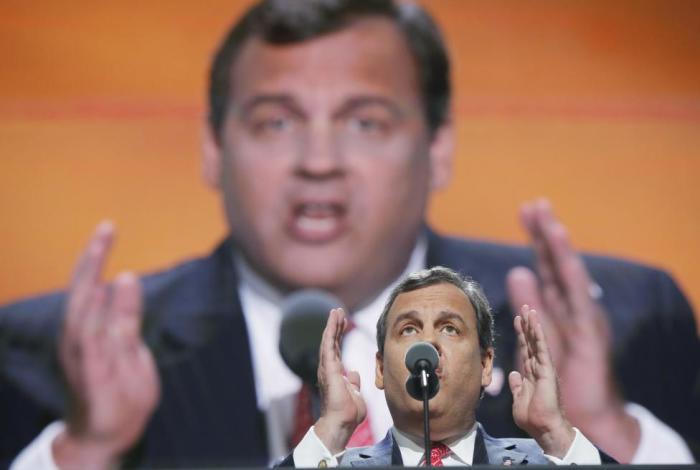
[313,308,366,455]
[53,222,160,469]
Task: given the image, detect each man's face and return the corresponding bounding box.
[203,18,453,308]
[375,283,494,440]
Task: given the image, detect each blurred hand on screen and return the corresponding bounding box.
[53,222,160,469]
[506,199,639,462]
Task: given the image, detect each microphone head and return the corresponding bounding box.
[404,342,440,374]
[404,342,440,401]
[279,289,344,385]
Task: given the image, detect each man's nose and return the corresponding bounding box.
[294,123,344,178]
[420,329,442,356]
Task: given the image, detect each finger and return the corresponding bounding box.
[107,272,143,352]
[117,342,161,411]
[69,221,115,286]
[332,308,345,359]
[536,202,595,317]
[535,323,555,374]
[319,308,344,377]
[508,267,567,358]
[335,310,346,359]
[68,221,115,300]
[521,201,575,343]
[80,284,109,340]
[513,314,533,378]
[508,370,523,398]
[506,266,545,316]
[346,370,362,393]
[509,369,532,426]
[540,281,569,334]
[521,305,535,361]
[519,200,560,292]
[522,306,542,378]
[65,221,115,341]
[320,308,337,362]
[518,201,574,335]
[61,285,107,397]
[524,308,552,382]
[80,286,114,392]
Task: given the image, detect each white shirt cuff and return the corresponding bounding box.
[544,427,601,465]
[626,402,694,463]
[10,421,64,470]
[292,426,344,468]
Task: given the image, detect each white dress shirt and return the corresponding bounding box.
[10,235,694,468]
[292,424,602,466]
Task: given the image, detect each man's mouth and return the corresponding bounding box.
[287,201,347,243]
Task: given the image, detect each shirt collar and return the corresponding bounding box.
[391,423,478,466]
[349,233,427,337]
[233,232,428,315]
[234,254,286,306]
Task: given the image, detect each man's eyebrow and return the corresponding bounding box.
[436,310,467,325]
[333,96,406,119]
[235,94,305,117]
[391,310,421,327]
[392,310,467,327]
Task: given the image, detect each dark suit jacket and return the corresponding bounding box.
[1,230,698,467]
[278,424,615,466]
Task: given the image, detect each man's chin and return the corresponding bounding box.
[273,254,357,291]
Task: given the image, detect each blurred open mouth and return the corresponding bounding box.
[287,201,348,243]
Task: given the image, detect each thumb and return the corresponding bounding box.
[506,266,543,315]
[346,370,362,394]
[508,370,523,398]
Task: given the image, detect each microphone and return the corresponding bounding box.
[404,342,440,466]
[279,289,344,385]
[404,342,440,400]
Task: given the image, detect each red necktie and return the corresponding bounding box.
[426,442,451,466]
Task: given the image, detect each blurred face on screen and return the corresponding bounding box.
[203,18,453,309]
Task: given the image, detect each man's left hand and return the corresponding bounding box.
[509,305,575,458]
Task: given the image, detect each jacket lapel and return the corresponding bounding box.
[349,431,402,467]
[135,240,268,467]
[478,425,529,466]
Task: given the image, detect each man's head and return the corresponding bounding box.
[201,0,455,309]
[374,267,495,440]
[207,0,451,140]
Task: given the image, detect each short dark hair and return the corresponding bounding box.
[208,0,450,139]
[376,266,495,357]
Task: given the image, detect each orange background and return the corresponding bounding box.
[1,1,699,329]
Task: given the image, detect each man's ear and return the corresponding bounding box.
[375,352,385,390]
[201,121,223,190]
[428,117,455,191]
[481,347,495,388]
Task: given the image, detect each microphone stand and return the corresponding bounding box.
[420,367,432,467]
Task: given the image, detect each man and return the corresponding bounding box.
[2,0,697,467]
[284,267,611,466]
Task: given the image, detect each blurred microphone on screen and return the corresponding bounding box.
[279,289,345,421]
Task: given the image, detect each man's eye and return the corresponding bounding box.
[348,117,388,135]
[252,117,293,135]
[400,326,417,336]
[441,325,459,335]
